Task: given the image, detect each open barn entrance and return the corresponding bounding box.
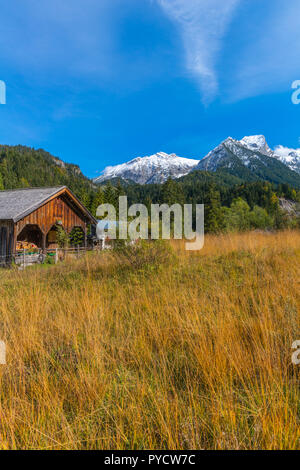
[17,224,43,249]
[47,225,60,249]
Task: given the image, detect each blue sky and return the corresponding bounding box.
[0,0,300,177]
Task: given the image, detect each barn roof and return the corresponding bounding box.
[0,186,97,223]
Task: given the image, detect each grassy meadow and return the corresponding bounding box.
[0,230,299,449]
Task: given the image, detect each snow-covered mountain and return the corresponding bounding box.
[273,145,300,174]
[198,135,300,174]
[196,135,300,186]
[241,136,300,174]
[94,136,300,187]
[198,135,273,171]
[240,135,274,156]
[94,152,199,185]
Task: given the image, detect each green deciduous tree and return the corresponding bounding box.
[249,206,273,229]
[223,198,251,232]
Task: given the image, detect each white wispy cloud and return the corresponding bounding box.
[274,145,300,158]
[157,0,240,102]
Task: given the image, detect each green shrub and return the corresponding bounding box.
[115,239,175,271]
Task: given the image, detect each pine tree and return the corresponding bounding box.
[204,187,223,233]
[56,225,69,248]
[90,188,105,217]
[69,227,84,246]
[161,178,184,206]
[103,182,118,207]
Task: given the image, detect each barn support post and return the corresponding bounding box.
[84,224,87,248]
[12,224,17,261]
[0,221,15,267]
[42,232,46,254]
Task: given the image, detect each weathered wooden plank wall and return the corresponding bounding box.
[16,195,86,236]
[0,220,14,263]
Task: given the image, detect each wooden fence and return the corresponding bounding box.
[0,246,95,268]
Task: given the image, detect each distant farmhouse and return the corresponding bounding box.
[0,186,97,264]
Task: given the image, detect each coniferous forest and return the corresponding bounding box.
[1,144,300,233]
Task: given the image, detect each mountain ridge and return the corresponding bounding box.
[94,135,300,187]
[94,151,199,185]
[197,135,300,187]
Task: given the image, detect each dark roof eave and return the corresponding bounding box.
[62,186,97,225]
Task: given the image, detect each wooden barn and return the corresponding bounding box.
[0,186,97,264]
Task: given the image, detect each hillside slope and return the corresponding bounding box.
[0,145,94,202]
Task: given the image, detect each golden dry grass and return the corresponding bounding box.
[0,230,299,450]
